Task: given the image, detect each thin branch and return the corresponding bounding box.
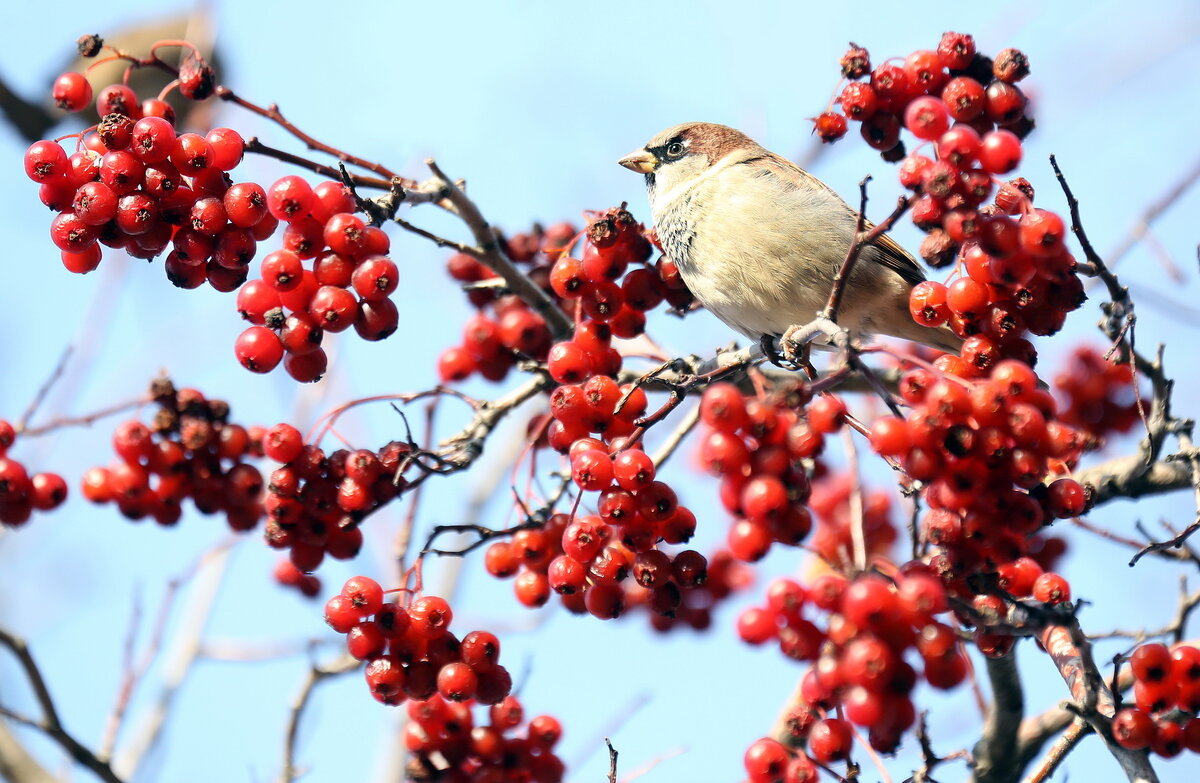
[970,650,1025,783]
[1019,718,1090,783]
[822,181,914,323]
[113,544,233,779]
[216,87,399,180]
[16,395,148,437]
[606,738,618,783]
[16,346,73,432]
[1106,151,1200,270]
[279,655,360,783]
[650,403,700,468]
[424,159,574,340]
[242,137,394,190]
[0,630,124,783]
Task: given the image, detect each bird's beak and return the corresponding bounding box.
[618,149,657,174]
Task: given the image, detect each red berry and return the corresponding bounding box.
[234,326,284,373]
[904,96,950,140]
[979,130,1023,174]
[813,112,848,142]
[267,175,316,221]
[807,718,853,764]
[744,737,789,782]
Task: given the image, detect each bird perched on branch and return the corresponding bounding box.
[618,122,961,355]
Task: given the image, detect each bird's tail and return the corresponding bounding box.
[888,319,964,355]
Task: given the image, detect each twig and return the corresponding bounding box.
[1019,718,1090,783]
[606,738,618,783]
[1035,617,1159,782]
[650,404,700,468]
[17,395,148,437]
[0,629,124,783]
[822,179,913,323]
[242,137,394,190]
[424,159,574,340]
[1105,151,1200,270]
[113,544,233,779]
[279,654,360,783]
[843,428,868,573]
[16,346,73,432]
[216,87,399,180]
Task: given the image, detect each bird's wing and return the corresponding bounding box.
[741,150,926,287]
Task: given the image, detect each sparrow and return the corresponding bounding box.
[618,122,961,354]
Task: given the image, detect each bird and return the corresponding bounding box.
[617,121,962,355]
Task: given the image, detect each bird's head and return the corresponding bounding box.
[618,122,756,208]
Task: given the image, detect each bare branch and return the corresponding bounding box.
[822,180,914,324]
[0,629,124,783]
[424,159,574,340]
[970,650,1025,783]
[279,655,360,783]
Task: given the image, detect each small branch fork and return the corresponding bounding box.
[0,629,124,783]
[822,179,914,324]
[1053,156,1200,563]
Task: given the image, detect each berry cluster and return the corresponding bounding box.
[482,506,733,627]
[1053,345,1141,440]
[261,424,408,573]
[816,34,1086,366]
[738,569,967,755]
[405,694,565,783]
[819,33,1033,162]
[1111,642,1200,757]
[870,360,1090,578]
[24,54,400,382]
[696,382,822,562]
[231,181,400,380]
[438,206,693,385]
[324,577,515,708]
[0,419,68,527]
[80,379,264,528]
[627,548,752,633]
[437,222,575,384]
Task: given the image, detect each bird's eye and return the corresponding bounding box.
[665,141,685,158]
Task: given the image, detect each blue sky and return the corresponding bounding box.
[1,1,1199,781]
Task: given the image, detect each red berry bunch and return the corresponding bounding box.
[24,59,401,382]
[405,694,565,783]
[1111,642,1200,757]
[1053,345,1142,439]
[439,205,692,385]
[0,419,68,527]
[80,379,264,528]
[24,119,256,273]
[817,33,1033,159]
[627,548,753,633]
[696,382,821,562]
[903,175,1084,369]
[233,185,401,380]
[548,364,648,448]
[437,221,575,384]
[870,360,1090,580]
[815,35,1086,363]
[324,577,516,708]
[740,568,967,755]
[272,559,321,598]
[807,476,898,569]
[261,424,409,573]
[483,512,571,611]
